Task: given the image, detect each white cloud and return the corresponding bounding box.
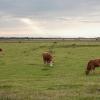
[20,18,41,33]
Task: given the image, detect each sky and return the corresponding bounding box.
[0,0,100,37]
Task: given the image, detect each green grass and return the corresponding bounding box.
[0,40,100,100]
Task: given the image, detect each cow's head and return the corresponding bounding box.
[50,61,53,67]
[85,70,90,75]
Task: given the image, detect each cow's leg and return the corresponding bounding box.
[43,58,47,64]
[92,66,95,74]
[44,61,47,64]
[43,60,45,64]
[90,65,95,74]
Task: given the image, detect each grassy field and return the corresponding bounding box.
[0,40,100,100]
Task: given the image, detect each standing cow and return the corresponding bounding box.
[86,59,100,75]
[42,51,53,66]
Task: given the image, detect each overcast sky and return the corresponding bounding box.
[0,0,100,37]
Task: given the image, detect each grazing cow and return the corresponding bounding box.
[0,48,3,52]
[42,51,53,66]
[86,59,100,75]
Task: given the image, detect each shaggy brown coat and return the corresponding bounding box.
[42,52,53,65]
[86,59,100,75]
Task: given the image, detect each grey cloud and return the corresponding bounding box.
[0,16,26,30]
[0,0,100,18]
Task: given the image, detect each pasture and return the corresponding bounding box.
[0,40,100,100]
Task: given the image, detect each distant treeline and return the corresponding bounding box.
[0,37,100,41]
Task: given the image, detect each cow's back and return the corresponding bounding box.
[93,59,100,67]
[43,52,52,60]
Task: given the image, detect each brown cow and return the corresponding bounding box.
[86,59,100,75]
[42,51,53,66]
